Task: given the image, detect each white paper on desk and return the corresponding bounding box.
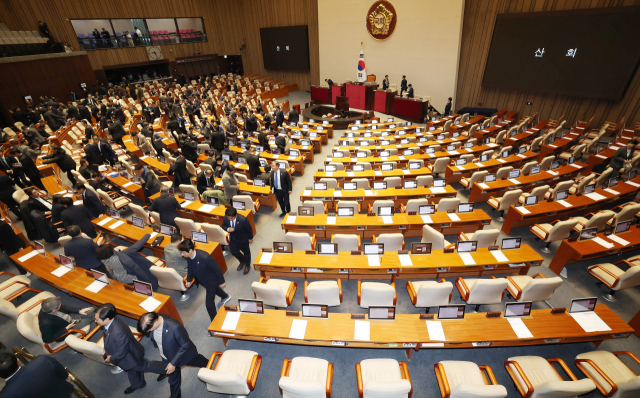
[517,205,531,214]
[288,156,296,160]
[497,159,506,163]
[398,156,405,160]
[140,155,149,160]
[51,266,73,277]
[421,215,433,224]
[198,204,215,213]
[374,170,382,176]
[592,237,614,249]
[333,191,342,197]
[570,312,611,333]
[428,153,435,158]
[259,252,273,264]
[326,157,332,162]
[626,181,640,187]
[569,164,582,169]
[399,254,413,266]
[430,187,446,194]
[478,183,490,189]
[85,280,108,293]
[221,312,241,331]
[325,172,333,177]
[507,317,533,338]
[517,154,527,158]
[364,190,373,196]
[557,200,572,208]
[289,319,307,340]
[448,213,461,222]
[216,181,223,187]
[149,232,158,240]
[604,188,620,195]
[287,215,297,224]
[382,216,393,224]
[459,252,476,265]
[508,179,520,184]
[596,154,607,159]
[488,143,499,147]
[347,172,355,177]
[350,158,357,162]
[108,220,125,230]
[585,192,607,201]
[381,157,389,161]
[367,255,381,267]
[122,182,135,188]
[302,190,311,196]
[448,151,459,155]
[97,217,114,226]
[354,320,371,341]
[180,200,193,208]
[139,296,162,312]
[17,250,38,263]
[402,169,411,175]
[327,216,337,225]
[490,250,509,263]
[272,154,280,159]
[426,321,446,341]
[610,145,621,150]
[549,145,557,148]
[607,234,630,246]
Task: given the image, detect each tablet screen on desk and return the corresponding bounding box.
[501,151,509,159]
[368,306,395,320]
[438,305,465,320]
[60,255,75,270]
[551,161,560,170]
[530,166,541,175]
[256,146,264,153]
[447,145,456,151]
[480,154,490,162]
[356,152,366,158]
[556,190,569,201]
[579,227,597,241]
[419,205,435,215]
[484,174,496,183]
[108,209,120,219]
[301,140,311,147]
[259,159,267,167]
[378,206,394,216]
[380,164,392,172]
[456,158,467,166]
[437,134,445,140]
[509,170,520,179]
[426,147,435,154]
[457,241,477,253]
[318,243,337,254]
[314,182,327,190]
[344,182,357,190]
[353,164,364,172]
[325,165,337,172]
[433,179,446,188]
[570,298,597,313]
[458,203,473,213]
[519,147,527,154]
[380,150,391,158]
[615,221,631,234]
[133,280,153,297]
[404,180,417,189]
[465,142,474,149]
[34,241,46,255]
[337,207,354,217]
[302,304,328,318]
[159,156,167,163]
[160,224,175,236]
[373,181,387,190]
[363,243,384,255]
[505,302,532,317]
[628,170,637,180]
[411,242,431,254]
[501,238,521,250]
[132,217,144,229]
[90,269,110,284]
[409,162,421,170]
[403,149,413,156]
[273,242,293,253]
[239,299,264,314]
[184,191,196,201]
[608,177,619,188]
[524,195,538,206]
[207,196,219,206]
[584,183,596,194]
[298,206,314,216]
[233,200,246,211]
[237,156,247,165]
[192,231,207,243]
[254,178,265,187]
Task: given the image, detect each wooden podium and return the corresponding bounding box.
[374,89,397,114]
[335,96,349,112]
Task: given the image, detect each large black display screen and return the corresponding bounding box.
[481,7,640,100]
[260,25,310,71]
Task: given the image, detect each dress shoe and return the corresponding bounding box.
[124,381,146,394]
[157,374,168,382]
[237,263,245,271]
[279,212,286,217]
[243,266,250,275]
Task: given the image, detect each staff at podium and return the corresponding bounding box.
[407,84,414,99]
[383,75,389,90]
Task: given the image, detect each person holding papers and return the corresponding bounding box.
[137,312,208,398]
[94,303,166,394]
[38,296,94,344]
[270,161,292,216]
[222,206,254,275]
[177,238,229,320]
[95,234,159,291]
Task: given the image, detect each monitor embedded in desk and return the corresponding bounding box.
[404,180,417,189]
[325,164,337,172]
[556,190,569,201]
[524,195,538,206]
[256,145,264,153]
[160,224,175,236]
[456,158,467,166]
[298,206,314,216]
[259,158,267,167]
[232,200,246,211]
[90,269,110,284]
[314,182,327,190]
[509,170,520,179]
[551,161,560,170]
[530,166,541,175]
[373,181,387,190]
[353,164,364,172]
[159,156,167,163]
[501,151,509,159]
[337,207,354,217]
[501,237,521,250]
[458,203,473,213]
[272,148,281,155]
[480,154,490,162]
[344,182,357,190]
[504,302,532,317]
[403,149,413,156]
[419,204,435,215]
[207,196,219,206]
[579,227,597,241]
[614,221,631,234]
[133,280,153,297]
[380,164,392,172]
[378,206,394,216]
[301,139,311,147]
[273,241,293,253]
[192,231,208,243]
[380,140,390,146]
[426,147,435,154]
[433,178,446,188]
[484,174,497,183]
[570,297,597,313]
[168,188,175,196]
[254,178,265,187]
[59,254,75,270]
[519,146,527,154]
[584,183,596,194]
[357,151,367,158]
[409,162,420,170]
[184,191,195,201]
[368,306,395,320]
[239,299,264,314]
[568,156,575,164]
[457,241,477,253]
[447,145,456,152]
[627,169,637,180]
[411,242,432,254]
[318,243,337,254]
[131,216,144,229]
[608,177,619,188]
[302,304,329,319]
[108,208,120,219]
[380,150,391,157]
[34,241,46,256]
[438,305,465,320]
[363,243,384,255]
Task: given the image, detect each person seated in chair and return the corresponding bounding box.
[95,235,159,291]
[38,296,95,344]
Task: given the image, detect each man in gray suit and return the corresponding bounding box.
[221,165,239,202]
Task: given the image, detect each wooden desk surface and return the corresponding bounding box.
[583,135,635,175]
[333,143,498,161]
[501,177,640,234]
[300,185,456,205]
[139,155,171,174]
[537,131,583,161]
[314,168,432,184]
[106,175,145,202]
[448,115,485,132]
[11,247,183,324]
[473,119,515,139]
[503,121,549,148]
[445,152,539,184]
[42,175,74,198]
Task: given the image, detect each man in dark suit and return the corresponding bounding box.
[152,102,161,119]
[211,128,225,153]
[78,158,92,180]
[166,117,180,137]
[0,174,20,217]
[0,152,29,188]
[275,106,285,128]
[76,183,106,218]
[288,108,299,125]
[196,169,215,195]
[149,186,181,226]
[79,104,92,121]
[108,117,126,147]
[38,296,94,344]
[43,108,66,131]
[257,129,268,149]
[137,312,209,398]
[407,84,414,99]
[13,148,44,189]
[246,111,258,133]
[94,303,166,394]
[168,150,191,187]
[444,97,452,116]
[81,120,95,141]
[382,75,390,90]
[324,78,334,88]
[180,137,198,162]
[178,238,229,320]
[96,234,159,290]
[63,225,108,273]
[610,139,637,177]
[89,171,113,193]
[99,138,117,165]
[0,352,74,398]
[221,206,253,275]
[270,161,292,216]
[83,139,104,166]
[66,102,79,120]
[25,187,52,214]
[60,197,97,238]
[400,75,408,96]
[246,147,261,179]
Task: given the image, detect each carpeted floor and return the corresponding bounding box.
[1,90,639,397]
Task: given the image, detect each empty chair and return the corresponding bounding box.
[179,184,200,200]
[401,198,429,213]
[129,203,151,225]
[97,189,131,211]
[428,157,450,177]
[588,259,640,302]
[407,159,424,169]
[488,189,522,221]
[527,136,544,152]
[232,195,260,213]
[575,350,640,398]
[369,199,394,215]
[0,272,30,300]
[421,225,452,250]
[455,277,508,312]
[352,178,370,189]
[384,176,401,188]
[0,290,55,322]
[569,174,596,195]
[331,234,360,251]
[538,156,555,170]
[303,200,327,215]
[520,161,538,176]
[251,278,296,308]
[285,232,316,251]
[407,279,453,312]
[460,170,488,189]
[304,280,342,306]
[519,185,548,205]
[279,356,333,398]
[197,350,261,396]
[458,228,500,248]
[495,166,513,180]
[506,273,563,303]
[530,219,579,253]
[174,217,203,237]
[505,356,596,398]
[235,173,249,183]
[17,311,90,355]
[435,361,507,398]
[544,180,574,200]
[328,162,345,171]
[319,178,338,189]
[358,281,396,308]
[416,175,433,188]
[373,233,404,251]
[381,161,397,170]
[571,210,615,233]
[354,161,372,171]
[149,266,190,301]
[435,198,460,212]
[606,202,640,227]
[336,200,360,214]
[356,358,413,398]
[559,143,586,161]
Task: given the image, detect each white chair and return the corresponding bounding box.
[197,350,261,396]
[0,290,55,322]
[519,185,549,205]
[279,357,333,398]
[455,277,507,312]
[519,161,538,176]
[304,280,342,306]
[129,203,151,225]
[460,171,488,189]
[0,272,30,300]
[336,201,360,215]
[458,229,500,248]
[384,176,401,188]
[594,168,614,188]
[571,210,615,233]
[368,200,394,215]
[401,198,429,213]
[97,189,130,211]
[428,157,450,177]
[149,211,162,228]
[569,174,595,195]
[538,156,555,171]
[303,200,327,215]
[575,350,640,398]
[251,278,296,308]
[232,194,260,213]
[488,189,522,221]
[544,180,574,200]
[174,217,203,237]
[506,273,563,303]
[406,279,453,312]
[319,178,338,190]
[505,356,596,398]
[416,175,433,188]
[17,311,91,355]
[179,184,200,200]
[356,358,413,398]
[530,219,579,253]
[421,225,451,250]
[588,259,640,302]
[352,178,370,189]
[495,166,513,180]
[435,198,459,213]
[435,361,507,398]
[331,234,360,252]
[373,233,404,251]
[285,232,316,251]
[200,223,230,250]
[149,266,190,301]
[358,281,396,308]
[606,202,640,228]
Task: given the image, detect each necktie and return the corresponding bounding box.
[276,171,280,189]
[232,220,235,228]
[1,157,7,168]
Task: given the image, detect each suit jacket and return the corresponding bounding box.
[211,131,225,151]
[83,126,95,141]
[276,110,285,124]
[166,120,180,134]
[84,143,104,165]
[137,133,153,154]
[81,189,106,218]
[149,193,181,225]
[39,304,83,343]
[61,205,97,238]
[0,356,74,398]
[0,155,19,174]
[109,120,126,140]
[51,202,64,223]
[221,171,238,200]
[222,214,253,244]
[270,168,292,192]
[407,88,414,98]
[64,235,105,271]
[42,152,76,172]
[149,316,199,366]
[382,79,389,90]
[168,156,191,186]
[247,154,261,179]
[181,141,198,162]
[79,106,92,121]
[143,168,163,196]
[610,147,635,170]
[0,220,26,256]
[43,111,65,131]
[444,102,452,116]
[27,196,51,213]
[196,172,215,194]
[66,106,79,120]
[78,165,92,180]
[257,132,268,148]
[103,316,145,371]
[115,233,158,290]
[99,141,116,165]
[186,249,225,291]
[19,153,40,180]
[401,79,408,89]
